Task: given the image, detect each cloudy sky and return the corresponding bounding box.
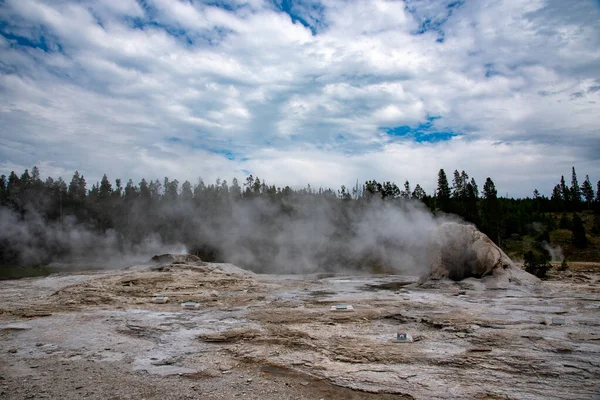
[1,0,599,197]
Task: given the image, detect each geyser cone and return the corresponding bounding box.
[428,222,540,286]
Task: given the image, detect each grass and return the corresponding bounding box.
[0,265,56,280]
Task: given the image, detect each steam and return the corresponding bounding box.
[0,207,186,268]
[542,241,564,262]
[0,196,465,274]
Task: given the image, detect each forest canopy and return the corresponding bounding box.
[1,166,598,273]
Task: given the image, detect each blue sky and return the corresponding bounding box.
[0,0,599,197]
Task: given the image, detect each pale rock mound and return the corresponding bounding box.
[149,253,255,276]
[427,222,540,287]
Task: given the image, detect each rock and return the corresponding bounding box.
[426,222,540,286]
[8,349,17,354]
[1,323,32,331]
[151,254,202,264]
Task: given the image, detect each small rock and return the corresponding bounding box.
[246,378,252,383]
[300,381,309,386]
[1,323,32,331]
[8,349,17,354]
[36,343,44,347]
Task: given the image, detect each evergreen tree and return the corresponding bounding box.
[560,175,570,206]
[559,213,571,230]
[113,179,122,199]
[591,215,600,235]
[452,170,462,198]
[253,177,262,194]
[68,171,86,202]
[181,181,193,202]
[523,250,551,279]
[483,178,497,200]
[99,174,113,201]
[482,178,499,243]
[580,175,594,210]
[571,213,587,248]
[402,180,411,198]
[551,184,564,210]
[412,184,426,200]
[0,174,7,205]
[244,175,254,197]
[31,166,40,182]
[7,171,21,207]
[436,169,451,212]
[230,177,241,199]
[570,167,581,208]
[124,179,138,199]
[469,177,479,198]
[139,179,150,199]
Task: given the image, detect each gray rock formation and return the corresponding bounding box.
[427,222,540,287]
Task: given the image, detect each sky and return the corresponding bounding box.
[0,0,599,198]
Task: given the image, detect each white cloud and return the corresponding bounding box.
[0,0,599,197]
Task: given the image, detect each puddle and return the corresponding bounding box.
[363,281,414,291]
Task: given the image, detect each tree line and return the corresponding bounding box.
[0,165,598,268]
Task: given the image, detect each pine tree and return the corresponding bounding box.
[580,175,594,209]
[571,213,587,248]
[68,171,86,202]
[590,215,600,235]
[570,167,582,208]
[181,181,193,202]
[0,174,7,205]
[139,179,150,199]
[402,180,411,198]
[99,174,113,201]
[482,177,499,243]
[124,179,138,199]
[412,184,426,200]
[452,170,462,198]
[483,177,497,200]
[436,169,451,212]
[551,184,564,210]
[470,178,479,198]
[230,177,241,199]
[560,175,570,206]
[559,213,571,230]
[253,177,261,194]
[113,179,123,199]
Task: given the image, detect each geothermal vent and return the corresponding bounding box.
[428,222,539,286]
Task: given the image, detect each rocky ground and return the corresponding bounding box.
[1,256,599,399]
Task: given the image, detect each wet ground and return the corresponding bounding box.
[1,261,599,399]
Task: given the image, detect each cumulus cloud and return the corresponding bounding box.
[0,0,599,197]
